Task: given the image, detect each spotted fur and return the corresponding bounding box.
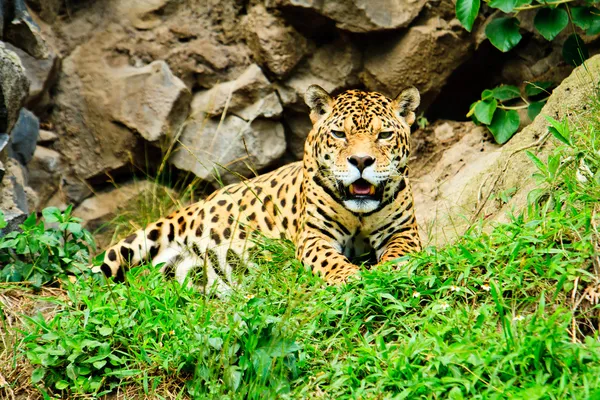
[93,86,422,291]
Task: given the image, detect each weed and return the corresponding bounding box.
[0,207,96,288]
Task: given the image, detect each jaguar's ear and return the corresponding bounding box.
[305,85,333,124]
[394,86,420,126]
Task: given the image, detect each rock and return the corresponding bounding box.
[62,176,92,204]
[0,208,27,235]
[361,17,474,110]
[4,42,60,115]
[411,122,500,245]
[53,41,190,181]
[8,108,39,165]
[413,54,600,246]
[43,175,93,211]
[279,37,361,111]
[52,43,135,181]
[109,60,191,142]
[0,158,35,234]
[30,146,60,173]
[434,122,458,142]
[271,0,427,33]
[1,0,49,58]
[192,64,282,121]
[283,110,312,160]
[244,4,309,77]
[115,0,172,30]
[177,63,286,184]
[73,181,171,231]
[170,114,286,185]
[0,133,8,182]
[37,129,58,144]
[308,37,361,86]
[0,132,8,154]
[498,38,571,106]
[0,42,29,134]
[27,146,61,208]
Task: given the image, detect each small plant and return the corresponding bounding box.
[0,206,96,288]
[455,0,596,66]
[468,81,553,143]
[416,112,429,130]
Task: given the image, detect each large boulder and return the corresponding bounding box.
[52,39,190,183]
[361,17,474,109]
[173,62,286,185]
[244,4,308,77]
[109,60,191,143]
[271,0,427,33]
[0,42,29,134]
[192,64,282,121]
[4,42,60,115]
[278,37,361,111]
[170,114,286,185]
[413,54,600,246]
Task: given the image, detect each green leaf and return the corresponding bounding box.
[92,251,106,267]
[55,380,69,390]
[22,213,37,229]
[492,85,521,101]
[488,0,531,13]
[588,20,600,36]
[456,0,480,32]
[571,7,594,29]
[66,363,77,381]
[545,116,571,146]
[526,151,546,173]
[224,366,242,391]
[527,101,545,121]
[474,99,497,125]
[525,81,553,97]
[93,360,107,369]
[534,8,568,41]
[488,109,520,144]
[562,34,589,66]
[65,222,82,235]
[481,89,494,100]
[31,367,46,383]
[42,207,61,224]
[571,7,600,34]
[0,211,6,230]
[98,326,113,336]
[448,386,465,400]
[485,17,522,52]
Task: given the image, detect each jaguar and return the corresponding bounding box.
[93,85,422,292]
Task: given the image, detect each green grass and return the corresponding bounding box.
[4,84,600,399]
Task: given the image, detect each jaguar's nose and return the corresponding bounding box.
[348,155,375,173]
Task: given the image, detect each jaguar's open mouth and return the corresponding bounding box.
[344,178,382,200]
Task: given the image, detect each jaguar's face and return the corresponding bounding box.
[304,87,420,214]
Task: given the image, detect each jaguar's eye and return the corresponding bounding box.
[331,130,346,139]
[378,131,394,140]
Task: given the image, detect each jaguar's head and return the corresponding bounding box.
[304,86,420,214]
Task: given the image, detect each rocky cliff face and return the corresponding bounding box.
[1,0,597,243]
